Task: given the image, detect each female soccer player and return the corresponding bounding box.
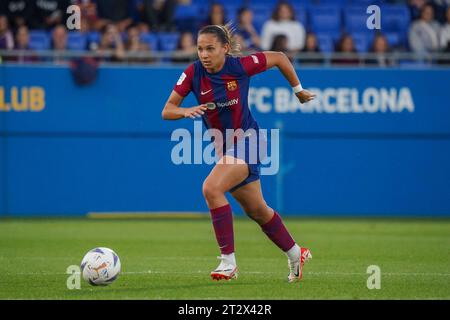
[162,24,316,282]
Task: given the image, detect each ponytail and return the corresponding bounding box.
[198,22,242,56]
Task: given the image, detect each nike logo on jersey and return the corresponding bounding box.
[201,89,212,95]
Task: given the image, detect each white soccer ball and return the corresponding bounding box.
[80,247,121,286]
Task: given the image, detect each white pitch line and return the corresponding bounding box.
[5,271,450,277]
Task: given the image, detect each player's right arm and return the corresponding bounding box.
[161,90,207,120]
[162,64,208,120]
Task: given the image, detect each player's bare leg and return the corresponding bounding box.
[202,155,249,281]
[231,180,312,282]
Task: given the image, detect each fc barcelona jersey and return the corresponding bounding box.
[173,52,267,135]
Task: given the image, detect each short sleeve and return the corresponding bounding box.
[239,52,267,77]
[173,64,194,97]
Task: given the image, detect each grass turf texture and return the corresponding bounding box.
[0,217,449,299]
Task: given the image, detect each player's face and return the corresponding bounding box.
[197,34,229,72]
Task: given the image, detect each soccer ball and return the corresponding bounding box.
[80,247,121,286]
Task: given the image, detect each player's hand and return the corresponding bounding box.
[184,104,207,119]
[296,89,316,104]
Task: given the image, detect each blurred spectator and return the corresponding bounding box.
[1,0,35,30]
[171,31,197,63]
[125,24,149,52]
[204,3,227,26]
[95,23,126,62]
[440,7,450,51]
[365,33,393,67]
[409,4,440,53]
[72,0,98,32]
[261,1,305,53]
[408,0,428,20]
[51,24,69,64]
[235,7,261,51]
[124,23,154,63]
[51,24,67,50]
[141,0,176,32]
[11,25,38,62]
[32,0,72,30]
[96,0,133,32]
[269,34,294,61]
[0,15,14,50]
[299,32,324,65]
[332,34,359,65]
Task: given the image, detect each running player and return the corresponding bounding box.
[162,24,316,282]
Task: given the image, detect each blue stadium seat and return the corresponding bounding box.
[28,30,51,50]
[309,5,342,36]
[344,6,370,33]
[140,33,159,51]
[292,5,307,25]
[351,32,373,53]
[67,32,87,51]
[381,5,410,33]
[384,32,402,48]
[174,4,203,32]
[315,32,335,53]
[158,32,180,51]
[86,31,101,45]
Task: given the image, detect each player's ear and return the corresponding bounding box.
[224,43,230,55]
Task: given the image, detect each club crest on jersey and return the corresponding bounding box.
[227,81,237,91]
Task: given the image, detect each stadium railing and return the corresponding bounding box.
[1,50,450,66]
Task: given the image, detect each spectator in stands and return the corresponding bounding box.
[31,0,72,30]
[0,15,14,50]
[440,6,450,51]
[261,1,305,54]
[95,23,126,62]
[269,34,294,61]
[96,0,133,32]
[204,3,227,27]
[141,0,177,32]
[235,7,261,51]
[72,0,98,33]
[299,32,324,65]
[12,25,38,63]
[365,33,394,67]
[1,0,34,30]
[171,31,197,63]
[124,23,153,63]
[51,25,68,50]
[332,34,359,65]
[408,0,428,21]
[409,3,440,53]
[125,24,149,52]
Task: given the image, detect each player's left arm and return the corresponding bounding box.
[263,51,316,104]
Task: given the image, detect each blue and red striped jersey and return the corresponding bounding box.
[173,52,267,135]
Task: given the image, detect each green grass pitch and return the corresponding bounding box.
[0,217,449,299]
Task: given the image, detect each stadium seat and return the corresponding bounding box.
[28,30,51,50]
[384,32,402,49]
[381,4,410,34]
[308,5,342,35]
[344,6,371,33]
[351,32,373,53]
[140,33,159,51]
[86,31,101,45]
[292,5,307,25]
[315,32,335,53]
[158,32,180,52]
[67,32,87,51]
[174,4,203,32]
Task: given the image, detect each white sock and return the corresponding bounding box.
[286,244,301,263]
[222,253,236,266]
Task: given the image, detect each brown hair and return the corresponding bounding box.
[198,22,241,56]
[271,1,296,22]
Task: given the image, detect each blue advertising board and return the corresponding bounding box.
[0,65,449,216]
